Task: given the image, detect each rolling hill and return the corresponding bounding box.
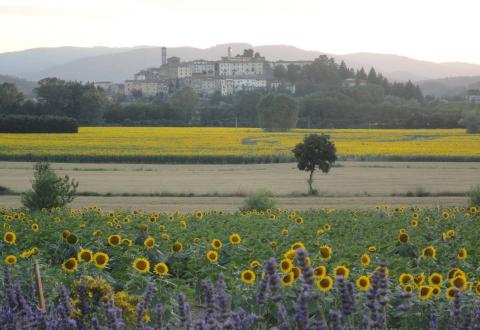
[2,44,480,84]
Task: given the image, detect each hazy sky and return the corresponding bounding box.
[1,0,479,63]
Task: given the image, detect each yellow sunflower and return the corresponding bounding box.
[295,217,304,225]
[154,262,169,276]
[93,252,109,269]
[368,246,377,253]
[421,246,436,258]
[171,241,183,253]
[195,211,204,219]
[418,286,433,300]
[211,239,223,250]
[132,258,150,273]
[281,229,289,236]
[457,248,467,260]
[3,231,16,245]
[66,234,79,245]
[442,211,449,220]
[414,273,425,286]
[77,248,93,263]
[446,287,457,300]
[428,273,443,287]
[431,286,442,297]
[144,236,155,249]
[207,250,218,263]
[291,242,305,251]
[316,276,334,292]
[399,273,414,286]
[284,249,297,260]
[398,232,409,244]
[229,233,241,245]
[292,267,301,281]
[107,234,121,247]
[279,258,293,273]
[250,260,260,268]
[360,253,371,267]
[319,245,333,261]
[241,270,255,284]
[4,255,17,265]
[355,275,371,291]
[62,258,78,273]
[450,276,467,290]
[280,272,294,286]
[333,265,350,279]
[31,223,39,232]
[313,265,327,279]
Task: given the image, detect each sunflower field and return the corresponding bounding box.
[1,204,480,328]
[0,127,479,163]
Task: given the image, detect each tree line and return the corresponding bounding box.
[0,54,479,132]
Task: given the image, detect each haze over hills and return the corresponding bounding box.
[2,43,480,94]
[0,74,37,96]
[418,76,480,97]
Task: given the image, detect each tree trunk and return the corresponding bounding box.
[307,170,315,195]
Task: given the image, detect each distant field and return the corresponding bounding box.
[0,127,479,163]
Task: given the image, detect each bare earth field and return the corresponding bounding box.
[0,161,478,210]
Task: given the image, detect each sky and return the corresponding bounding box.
[0,0,479,64]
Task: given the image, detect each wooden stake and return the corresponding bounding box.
[34,260,46,312]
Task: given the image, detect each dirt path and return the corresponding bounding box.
[1,161,479,197]
[0,195,468,212]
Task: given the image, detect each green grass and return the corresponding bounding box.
[1,153,480,164]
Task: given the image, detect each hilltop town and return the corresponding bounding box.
[94,47,305,97]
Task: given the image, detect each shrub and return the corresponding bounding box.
[469,185,480,206]
[21,162,78,210]
[0,115,78,133]
[240,190,276,212]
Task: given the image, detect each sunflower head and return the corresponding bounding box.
[319,245,333,261]
[250,260,260,268]
[457,248,467,260]
[107,234,121,246]
[66,234,79,245]
[4,255,17,265]
[316,275,334,292]
[62,258,78,273]
[133,258,150,273]
[207,250,218,263]
[428,273,443,287]
[144,236,155,249]
[154,262,169,276]
[418,286,433,300]
[355,275,371,291]
[93,252,109,269]
[398,232,409,244]
[360,253,371,266]
[334,265,350,279]
[211,239,223,250]
[399,273,414,286]
[229,233,241,245]
[31,224,39,232]
[421,246,436,258]
[3,231,16,245]
[280,272,294,286]
[241,270,255,284]
[313,265,327,279]
[171,241,183,253]
[77,249,93,263]
[279,259,293,273]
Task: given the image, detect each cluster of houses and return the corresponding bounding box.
[95,47,306,98]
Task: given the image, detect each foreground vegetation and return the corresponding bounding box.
[0,127,479,163]
[1,205,480,328]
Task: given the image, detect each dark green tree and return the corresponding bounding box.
[0,83,24,113]
[21,162,78,210]
[292,134,337,195]
[171,87,199,122]
[257,93,299,131]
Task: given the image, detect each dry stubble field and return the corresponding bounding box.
[1,161,478,210]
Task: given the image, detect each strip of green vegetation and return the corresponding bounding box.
[0,153,479,164]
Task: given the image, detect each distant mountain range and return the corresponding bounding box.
[418,76,480,98]
[2,43,480,97]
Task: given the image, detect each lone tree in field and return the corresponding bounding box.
[22,162,78,210]
[292,134,337,195]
